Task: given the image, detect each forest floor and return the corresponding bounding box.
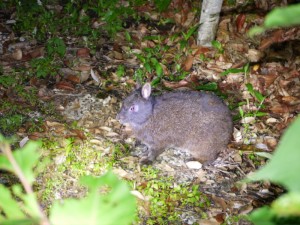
[0,1,299,224]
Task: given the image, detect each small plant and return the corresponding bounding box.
[154,0,171,12]
[211,40,224,54]
[138,166,209,223]
[0,114,25,135]
[180,25,200,49]
[0,136,137,225]
[116,65,126,77]
[0,75,16,88]
[46,37,66,58]
[29,57,58,78]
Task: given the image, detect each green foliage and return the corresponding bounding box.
[0,140,43,224]
[29,58,58,78]
[29,37,66,78]
[0,141,42,185]
[221,63,249,76]
[196,82,218,91]
[116,65,126,77]
[10,0,138,40]
[0,114,25,135]
[249,4,300,36]
[245,83,265,103]
[211,40,224,54]
[179,25,200,49]
[88,0,136,37]
[135,41,166,84]
[0,136,137,225]
[46,37,66,58]
[249,116,300,191]
[138,167,209,223]
[50,172,136,225]
[248,116,300,224]
[154,0,171,12]
[0,184,41,225]
[0,75,17,88]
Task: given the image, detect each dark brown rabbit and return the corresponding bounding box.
[117,83,233,164]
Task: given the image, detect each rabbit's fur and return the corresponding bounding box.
[117,83,233,164]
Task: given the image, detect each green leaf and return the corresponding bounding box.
[125,31,131,42]
[154,0,171,12]
[151,77,161,86]
[196,82,218,91]
[211,40,223,53]
[272,192,300,217]
[220,68,244,76]
[155,63,163,77]
[248,116,300,192]
[264,4,300,29]
[144,62,152,73]
[254,111,268,117]
[0,185,25,219]
[183,25,199,41]
[243,63,250,74]
[248,4,300,37]
[12,185,41,218]
[50,172,136,225]
[250,206,276,225]
[0,141,41,186]
[254,152,273,159]
[46,37,66,58]
[245,83,265,102]
[248,26,266,37]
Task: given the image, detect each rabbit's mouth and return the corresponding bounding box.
[116,113,130,125]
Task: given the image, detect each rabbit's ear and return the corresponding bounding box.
[141,83,152,99]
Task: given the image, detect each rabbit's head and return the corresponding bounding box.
[117,83,154,127]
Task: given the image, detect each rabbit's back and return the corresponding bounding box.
[133,91,232,163]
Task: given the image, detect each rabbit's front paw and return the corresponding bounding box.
[139,149,156,164]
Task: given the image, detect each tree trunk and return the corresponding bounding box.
[197,0,223,47]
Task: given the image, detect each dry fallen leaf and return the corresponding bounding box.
[76,48,90,58]
[182,55,194,71]
[55,81,75,91]
[12,48,22,60]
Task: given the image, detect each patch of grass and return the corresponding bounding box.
[29,57,59,78]
[224,215,250,224]
[0,114,25,134]
[0,75,17,88]
[137,166,210,224]
[39,138,124,209]
[10,0,139,41]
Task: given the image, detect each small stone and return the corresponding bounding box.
[186,161,202,170]
[241,117,255,124]
[54,154,66,165]
[264,136,278,149]
[266,118,278,124]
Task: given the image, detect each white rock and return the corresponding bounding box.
[241,116,255,124]
[266,118,278,124]
[186,161,202,170]
[19,136,30,148]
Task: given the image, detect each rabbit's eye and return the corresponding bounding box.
[129,106,135,112]
[129,105,138,112]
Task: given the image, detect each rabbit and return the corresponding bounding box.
[116,83,233,164]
